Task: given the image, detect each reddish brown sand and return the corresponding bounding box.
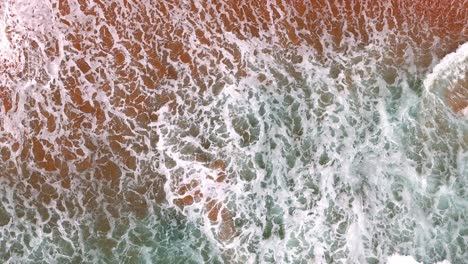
[0,0,466,242]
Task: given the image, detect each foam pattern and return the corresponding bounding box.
[0,0,467,263]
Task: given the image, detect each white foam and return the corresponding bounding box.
[0,2,10,51]
[423,42,468,92]
[1,0,467,262]
[387,255,421,264]
[387,254,451,264]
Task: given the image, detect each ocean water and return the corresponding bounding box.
[0,1,467,263]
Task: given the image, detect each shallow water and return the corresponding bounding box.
[0,1,467,263]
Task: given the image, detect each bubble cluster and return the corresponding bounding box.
[0,0,466,263]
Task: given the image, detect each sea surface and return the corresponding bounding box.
[0,1,467,263]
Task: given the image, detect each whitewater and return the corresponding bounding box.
[0,0,466,263]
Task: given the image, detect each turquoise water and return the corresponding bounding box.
[152,44,467,263]
[1,47,467,263]
[1,43,467,264]
[0,1,467,263]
